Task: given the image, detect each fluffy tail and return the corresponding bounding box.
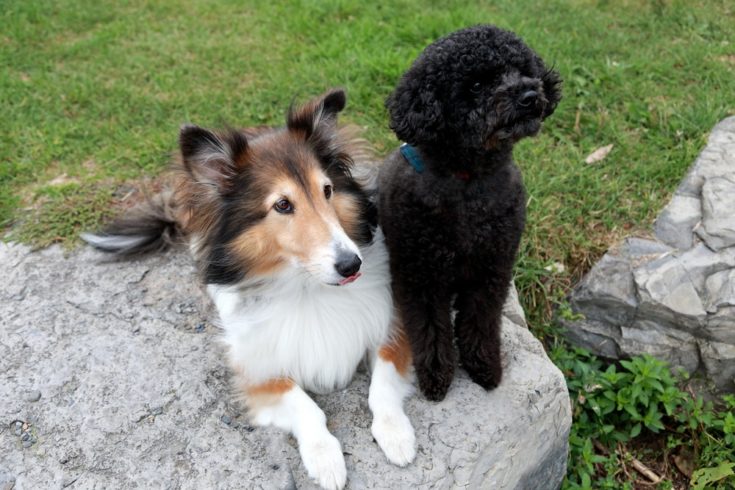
[81,188,181,255]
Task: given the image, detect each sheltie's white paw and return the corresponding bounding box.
[300,432,347,490]
[372,411,416,466]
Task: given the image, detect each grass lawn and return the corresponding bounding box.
[3,0,735,487]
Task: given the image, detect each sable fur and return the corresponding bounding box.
[379,25,562,401]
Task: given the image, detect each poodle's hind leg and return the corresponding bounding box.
[369,328,416,466]
[454,282,506,391]
[243,378,346,490]
[395,285,456,401]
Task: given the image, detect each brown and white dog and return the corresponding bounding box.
[82,89,415,490]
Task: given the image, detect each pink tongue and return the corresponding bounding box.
[339,272,362,285]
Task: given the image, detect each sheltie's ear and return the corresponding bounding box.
[286,88,346,139]
[179,124,248,193]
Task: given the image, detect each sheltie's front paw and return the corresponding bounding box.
[372,411,416,466]
[300,432,347,490]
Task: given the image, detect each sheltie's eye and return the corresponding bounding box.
[273,198,294,214]
[324,184,333,200]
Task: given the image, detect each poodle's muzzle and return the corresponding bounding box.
[483,72,549,147]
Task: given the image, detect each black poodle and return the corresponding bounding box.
[378,25,561,401]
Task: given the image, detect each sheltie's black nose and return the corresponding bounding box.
[335,252,362,278]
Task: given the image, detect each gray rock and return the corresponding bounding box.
[620,236,674,259]
[0,243,570,490]
[0,472,15,490]
[563,117,735,393]
[633,254,706,327]
[560,318,621,359]
[676,117,735,197]
[566,237,672,330]
[696,177,735,251]
[654,195,701,249]
[26,390,41,402]
[569,249,637,327]
[502,281,527,329]
[704,269,735,313]
[620,322,701,373]
[677,243,735,294]
[62,477,79,488]
[699,341,735,391]
[705,307,735,344]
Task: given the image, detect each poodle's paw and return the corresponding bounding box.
[462,354,503,391]
[372,410,416,466]
[416,365,453,401]
[300,432,347,490]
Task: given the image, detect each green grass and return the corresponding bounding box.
[3,0,735,485]
[2,0,734,254]
[10,182,116,249]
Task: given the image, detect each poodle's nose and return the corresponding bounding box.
[335,251,362,278]
[518,90,538,108]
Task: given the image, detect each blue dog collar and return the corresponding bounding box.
[400,143,425,174]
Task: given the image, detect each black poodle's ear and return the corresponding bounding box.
[287,88,346,139]
[386,78,445,146]
[540,64,562,119]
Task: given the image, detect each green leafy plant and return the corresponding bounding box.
[554,348,735,488]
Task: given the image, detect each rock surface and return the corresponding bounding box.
[563,117,735,391]
[0,243,570,489]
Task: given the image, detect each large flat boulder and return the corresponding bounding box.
[563,117,735,391]
[0,243,570,490]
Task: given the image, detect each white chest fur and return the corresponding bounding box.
[208,232,393,394]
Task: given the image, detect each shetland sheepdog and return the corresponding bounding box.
[82,89,415,490]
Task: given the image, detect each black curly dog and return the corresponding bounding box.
[379,25,561,401]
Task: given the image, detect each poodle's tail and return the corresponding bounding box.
[81,188,182,255]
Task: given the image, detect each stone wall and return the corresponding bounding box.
[562,117,735,391]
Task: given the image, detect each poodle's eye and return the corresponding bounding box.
[470,82,483,94]
[273,198,294,214]
[324,184,333,200]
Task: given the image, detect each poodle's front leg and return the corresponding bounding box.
[369,329,416,466]
[454,283,505,390]
[244,378,346,490]
[394,284,455,401]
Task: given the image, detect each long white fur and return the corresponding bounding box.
[209,230,390,394]
[368,352,416,467]
[207,230,416,489]
[252,385,347,489]
[79,232,149,251]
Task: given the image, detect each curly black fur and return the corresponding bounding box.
[379,25,561,401]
